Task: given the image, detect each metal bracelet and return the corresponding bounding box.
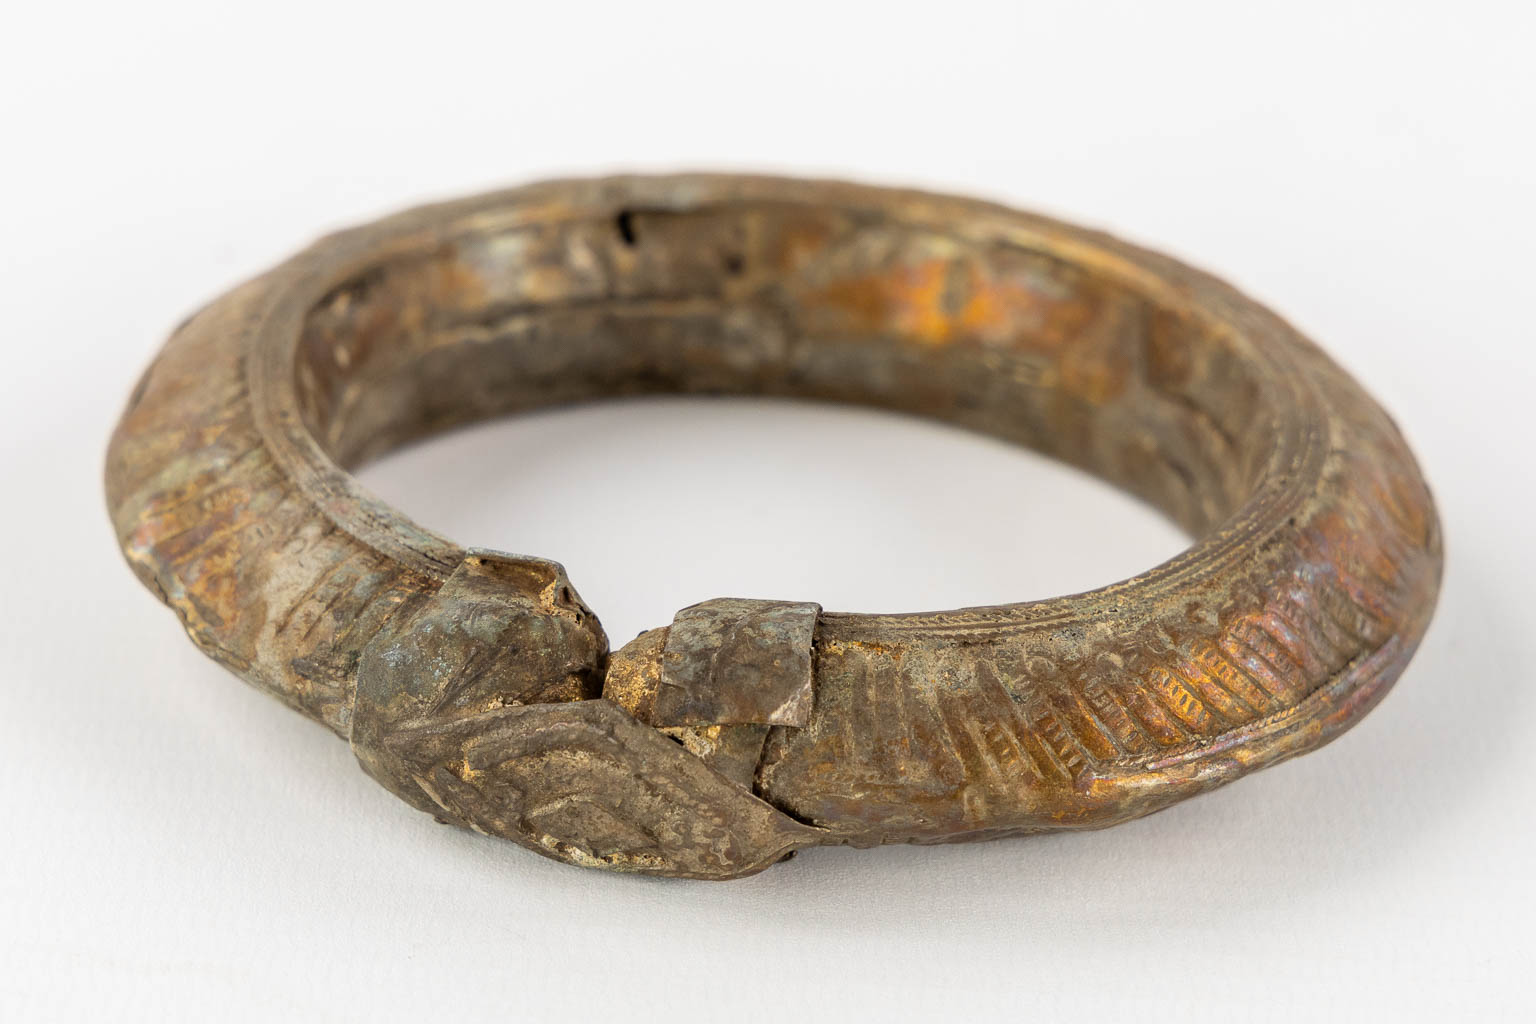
[105,175,1442,879]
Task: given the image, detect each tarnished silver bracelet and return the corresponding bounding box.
[106,175,1441,879]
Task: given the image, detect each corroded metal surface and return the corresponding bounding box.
[104,174,1442,879]
[653,599,820,728]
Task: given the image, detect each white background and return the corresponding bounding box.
[3,2,1533,1019]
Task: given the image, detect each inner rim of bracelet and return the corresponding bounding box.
[294,200,1272,536]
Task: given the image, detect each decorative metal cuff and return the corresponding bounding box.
[105,175,1442,879]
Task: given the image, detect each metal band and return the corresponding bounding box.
[105,174,1442,879]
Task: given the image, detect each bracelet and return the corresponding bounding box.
[105,175,1442,879]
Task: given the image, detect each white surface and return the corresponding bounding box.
[3,2,1533,1019]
